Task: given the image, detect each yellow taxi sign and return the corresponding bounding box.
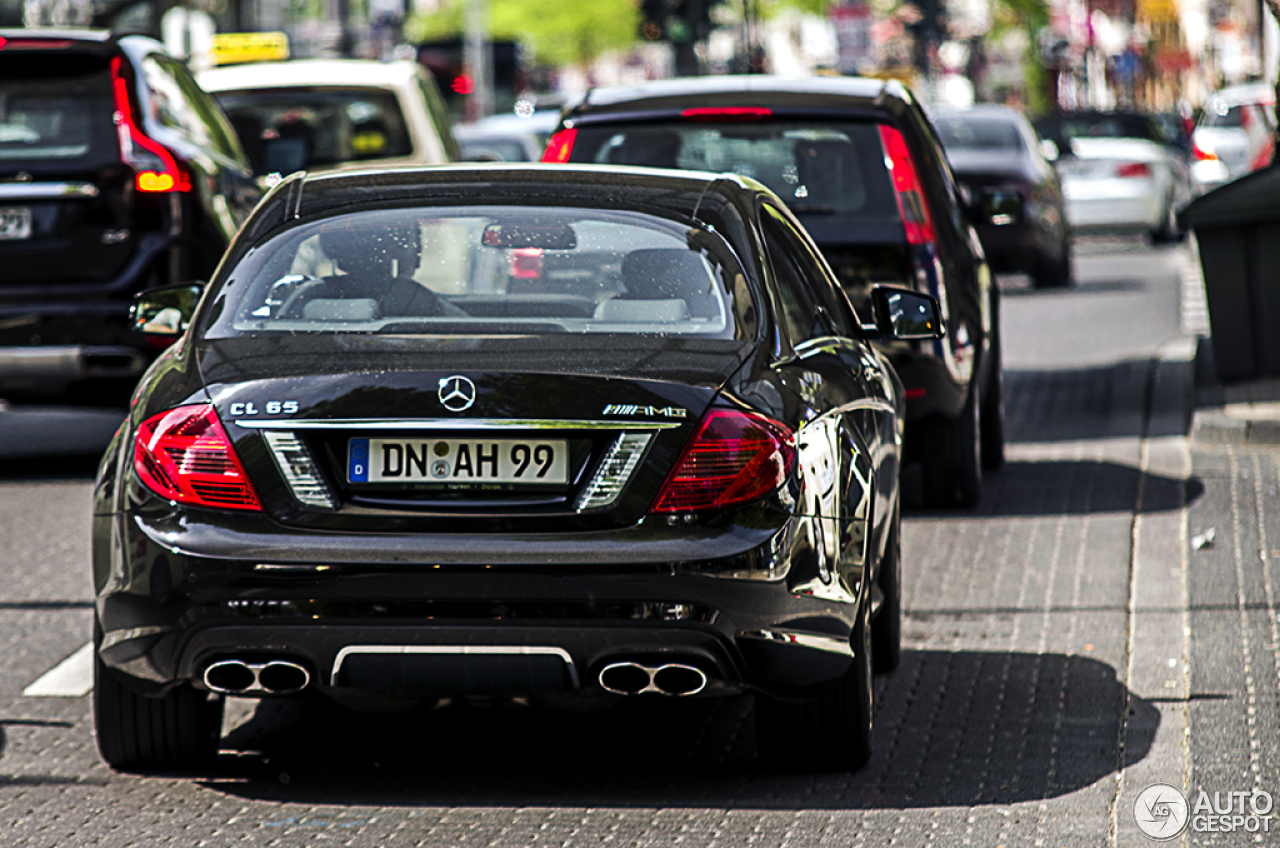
[212,32,290,66]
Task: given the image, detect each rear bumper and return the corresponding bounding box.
[0,344,147,391]
[1064,184,1164,232]
[96,507,864,700]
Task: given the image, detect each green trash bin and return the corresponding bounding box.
[1181,167,1280,381]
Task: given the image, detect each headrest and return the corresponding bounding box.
[317,225,420,278]
[620,248,709,300]
[608,130,682,168]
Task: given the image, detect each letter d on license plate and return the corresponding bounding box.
[348,437,567,484]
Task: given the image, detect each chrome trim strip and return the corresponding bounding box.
[738,629,854,657]
[0,182,99,199]
[237,418,684,431]
[329,644,580,688]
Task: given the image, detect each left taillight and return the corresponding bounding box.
[134,405,262,511]
[541,127,578,163]
[650,410,796,513]
[111,56,190,193]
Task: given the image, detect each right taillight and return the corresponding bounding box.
[134,405,262,511]
[541,127,578,163]
[1115,162,1152,178]
[650,410,796,513]
[878,124,935,246]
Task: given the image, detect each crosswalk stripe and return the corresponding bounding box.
[23,642,94,697]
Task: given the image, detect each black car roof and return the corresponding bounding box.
[241,162,766,247]
[563,74,908,118]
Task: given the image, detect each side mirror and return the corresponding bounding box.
[1039,138,1060,162]
[982,190,1024,227]
[868,285,944,340]
[130,283,204,339]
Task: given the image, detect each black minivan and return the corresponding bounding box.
[545,76,1005,506]
[0,30,260,399]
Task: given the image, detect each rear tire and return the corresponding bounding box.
[93,635,222,772]
[871,501,901,673]
[755,597,873,771]
[920,384,983,508]
[1149,197,1181,244]
[1032,243,1072,288]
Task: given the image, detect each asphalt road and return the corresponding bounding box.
[0,235,1261,847]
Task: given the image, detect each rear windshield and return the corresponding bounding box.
[206,205,748,340]
[212,87,413,174]
[934,116,1023,151]
[1034,114,1161,146]
[0,54,115,163]
[571,121,900,222]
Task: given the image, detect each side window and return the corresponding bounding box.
[761,208,819,346]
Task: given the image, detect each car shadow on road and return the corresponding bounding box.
[198,649,1156,811]
[963,459,1203,517]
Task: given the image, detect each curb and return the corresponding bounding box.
[1189,336,1280,447]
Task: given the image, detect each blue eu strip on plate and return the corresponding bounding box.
[348,438,369,482]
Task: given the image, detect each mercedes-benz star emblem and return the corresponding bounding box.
[437,375,477,412]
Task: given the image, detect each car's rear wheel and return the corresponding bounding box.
[1149,197,1181,244]
[920,383,983,508]
[755,596,873,771]
[1032,242,1072,288]
[871,501,901,673]
[93,628,222,771]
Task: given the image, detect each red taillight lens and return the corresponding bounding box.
[134,405,262,511]
[878,125,936,245]
[1115,162,1151,178]
[1192,142,1218,161]
[651,410,796,513]
[680,107,772,121]
[510,247,543,279]
[541,128,578,163]
[111,57,190,193]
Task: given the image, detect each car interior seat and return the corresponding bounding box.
[606,130,683,169]
[594,248,718,322]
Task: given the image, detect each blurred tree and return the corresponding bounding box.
[407,0,639,68]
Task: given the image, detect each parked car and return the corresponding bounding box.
[93,163,943,773]
[934,105,1072,288]
[0,29,261,400]
[198,59,459,177]
[545,76,1004,507]
[1191,83,1276,191]
[1032,110,1195,242]
[455,109,561,161]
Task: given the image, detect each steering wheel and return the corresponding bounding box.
[275,277,331,319]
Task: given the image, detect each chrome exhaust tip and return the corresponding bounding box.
[599,662,652,696]
[203,659,311,695]
[653,664,708,696]
[598,661,709,697]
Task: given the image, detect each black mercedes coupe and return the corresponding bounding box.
[92,164,941,773]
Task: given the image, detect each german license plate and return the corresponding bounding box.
[0,207,31,240]
[348,437,568,484]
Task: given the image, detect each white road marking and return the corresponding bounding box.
[23,642,94,697]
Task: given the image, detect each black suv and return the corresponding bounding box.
[0,30,260,400]
[545,76,1004,506]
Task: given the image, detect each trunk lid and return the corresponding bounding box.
[197,334,754,531]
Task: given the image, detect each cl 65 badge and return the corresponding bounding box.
[230,400,299,416]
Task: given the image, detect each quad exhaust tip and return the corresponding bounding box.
[598,661,708,697]
[203,659,311,695]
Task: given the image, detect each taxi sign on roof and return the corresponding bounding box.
[212,32,289,65]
